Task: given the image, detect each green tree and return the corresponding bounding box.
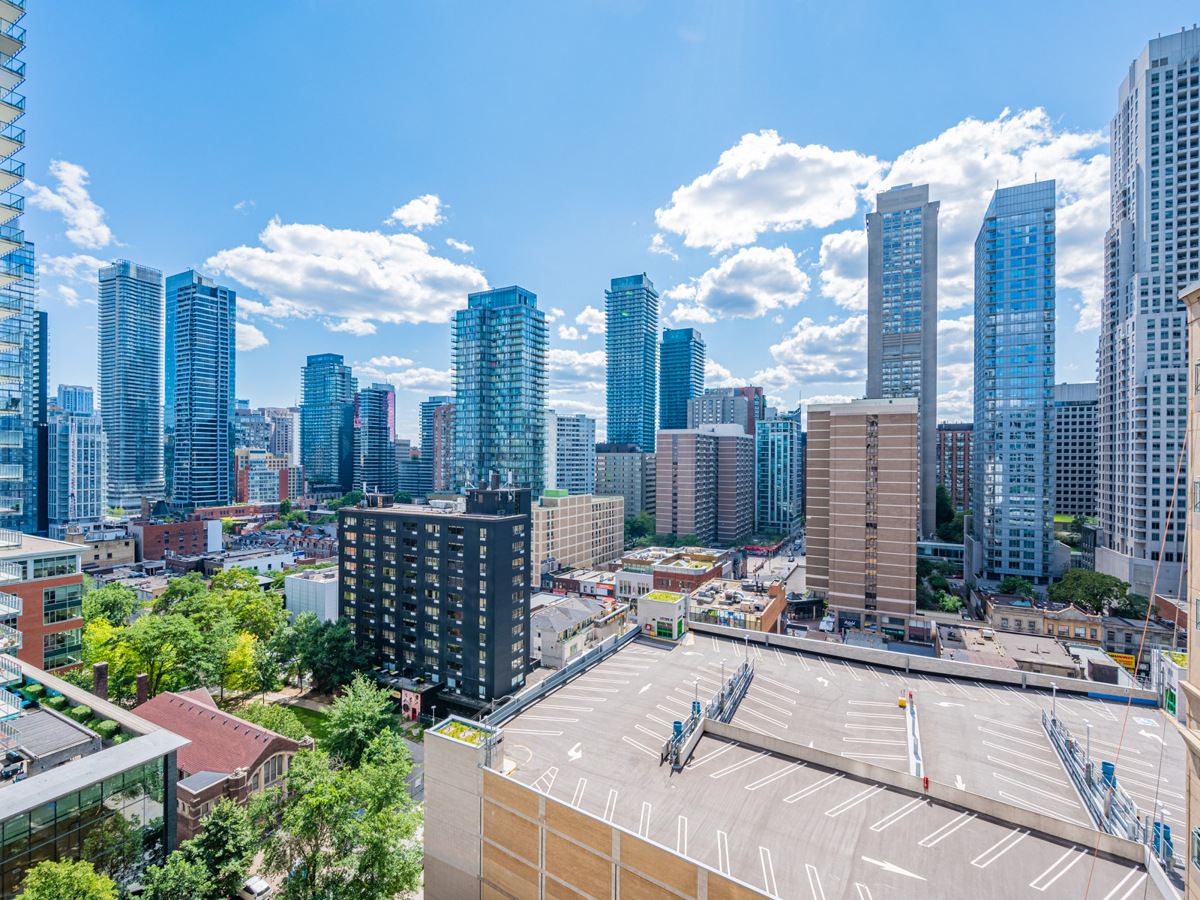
[153,572,209,615]
[326,672,395,766]
[1047,569,1130,614]
[238,702,309,741]
[937,591,963,613]
[997,575,1034,597]
[1112,592,1155,620]
[271,612,320,683]
[140,850,215,900]
[278,499,293,516]
[262,733,422,900]
[116,613,205,697]
[936,510,966,544]
[303,618,370,694]
[221,517,237,535]
[17,859,117,900]
[624,512,655,541]
[394,491,413,504]
[82,584,139,628]
[935,484,954,527]
[246,639,282,700]
[184,799,256,899]
[222,589,286,642]
[211,566,262,593]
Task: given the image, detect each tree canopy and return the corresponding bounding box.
[935,484,954,527]
[18,859,117,900]
[997,575,1034,598]
[1046,569,1130,615]
[82,584,139,628]
[184,798,257,899]
[326,673,396,767]
[238,701,310,741]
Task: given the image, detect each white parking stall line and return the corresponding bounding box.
[520,715,579,723]
[538,703,594,712]
[818,656,835,675]
[917,811,975,847]
[792,651,811,671]
[635,724,663,739]
[783,773,843,803]
[866,665,887,683]
[849,700,900,707]
[746,763,806,791]
[572,686,620,694]
[758,674,803,694]
[1004,685,1041,708]
[997,791,1090,827]
[975,682,1009,705]
[841,661,863,682]
[1118,774,1184,800]
[993,772,1079,806]
[806,864,827,900]
[689,742,740,769]
[1030,846,1084,892]
[845,724,906,732]
[505,728,564,736]
[740,706,790,729]
[869,797,925,831]
[710,635,719,651]
[773,647,787,667]
[747,684,799,704]
[855,885,873,900]
[978,727,1054,751]
[988,756,1070,786]
[646,713,673,727]
[917,674,947,695]
[742,694,795,714]
[1089,736,1141,755]
[580,677,629,685]
[677,816,688,856]
[849,712,906,719]
[843,737,906,745]
[531,766,559,793]
[603,789,618,822]
[621,736,659,758]
[825,784,885,817]
[842,752,908,761]
[717,830,731,874]
[638,802,651,837]
[556,694,609,702]
[1101,868,1147,900]
[759,846,778,895]
[710,751,770,779]
[1087,702,1119,722]
[948,680,974,699]
[657,702,689,716]
[571,778,586,807]
[970,828,1028,868]
[974,714,1041,735]
[982,742,1059,766]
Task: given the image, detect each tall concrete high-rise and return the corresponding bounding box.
[966,181,1057,586]
[935,423,972,513]
[99,261,165,511]
[47,406,107,538]
[866,183,939,538]
[1053,382,1097,519]
[595,443,655,518]
[419,394,452,494]
[605,274,658,451]
[353,383,397,494]
[1097,29,1200,597]
[453,286,547,491]
[756,407,803,535]
[554,413,596,495]
[56,385,93,414]
[165,270,236,511]
[262,406,300,466]
[659,328,705,430]
[300,353,356,493]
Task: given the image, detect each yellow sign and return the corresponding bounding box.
[1109,652,1137,673]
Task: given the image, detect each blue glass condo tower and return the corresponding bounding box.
[301,353,357,493]
[970,180,1057,584]
[659,328,705,430]
[605,274,658,452]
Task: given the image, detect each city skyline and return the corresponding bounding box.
[26,5,1197,442]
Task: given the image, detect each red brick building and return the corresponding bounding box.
[131,519,221,561]
[935,423,973,512]
[135,687,309,842]
[2,533,87,671]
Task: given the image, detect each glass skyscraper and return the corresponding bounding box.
[866,183,939,538]
[659,328,705,430]
[755,408,802,535]
[968,181,1057,585]
[47,406,107,537]
[353,383,397,494]
[99,261,165,512]
[166,270,236,511]
[418,394,452,494]
[605,274,658,451]
[452,286,547,491]
[300,353,356,493]
[1096,28,1200,597]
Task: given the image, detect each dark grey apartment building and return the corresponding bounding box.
[338,483,532,705]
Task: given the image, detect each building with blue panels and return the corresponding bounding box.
[658,328,705,430]
[300,353,357,493]
[354,382,397,494]
[605,274,658,451]
[756,409,803,535]
[967,181,1057,585]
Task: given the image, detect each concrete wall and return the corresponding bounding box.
[687,620,1158,703]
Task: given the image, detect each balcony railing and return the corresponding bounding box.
[0,718,17,754]
[0,621,19,651]
[0,590,18,617]
[0,651,18,687]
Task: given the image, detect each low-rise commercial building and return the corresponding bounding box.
[687,578,786,633]
[1102,615,1180,678]
[131,518,221,561]
[59,524,136,571]
[284,566,338,622]
[607,547,732,602]
[636,589,687,640]
[531,491,623,578]
[530,596,630,668]
[934,622,1082,677]
[971,589,1103,645]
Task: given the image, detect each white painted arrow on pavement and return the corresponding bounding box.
[568,742,582,761]
[955,775,966,791]
[817,677,829,687]
[936,701,964,708]
[1139,729,1164,745]
[638,684,652,694]
[861,857,925,880]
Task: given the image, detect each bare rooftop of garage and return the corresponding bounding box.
[494,630,1180,899]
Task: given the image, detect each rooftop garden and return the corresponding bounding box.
[434,718,493,746]
[641,590,683,604]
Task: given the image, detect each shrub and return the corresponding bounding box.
[66,704,93,724]
[110,733,128,745]
[24,683,45,699]
[44,695,68,711]
[93,720,121,740]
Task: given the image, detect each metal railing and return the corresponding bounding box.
[0,652,18,687]
[661,657,754,770]
[1043,708,1174,868]
[0,718,17,755]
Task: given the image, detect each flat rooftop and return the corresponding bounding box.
[495,632,1180,899]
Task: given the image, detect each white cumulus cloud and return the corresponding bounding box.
[655,130,883,252]
[445,238,474,253]
[386,194,446,230]
[817,229,867,310]
[648,233,678,260]
[769,314,868,385]
[236,322,269,352]
[27,160,114,249]
[665,246,810,321]
[206,216,488,334]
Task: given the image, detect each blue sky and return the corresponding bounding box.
[25,1,1199,440]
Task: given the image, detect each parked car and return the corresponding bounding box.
[238,876,274,900]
